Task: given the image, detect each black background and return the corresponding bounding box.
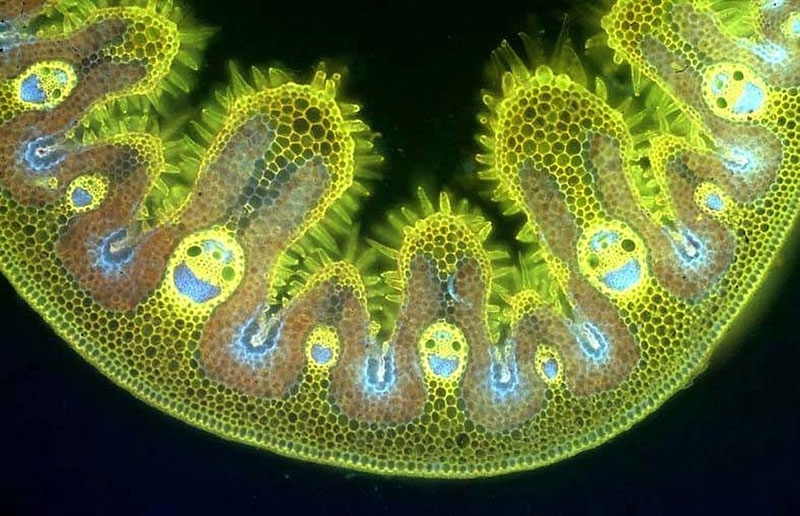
[2,0,799,514]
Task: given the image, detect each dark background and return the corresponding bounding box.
[2,0,799,514]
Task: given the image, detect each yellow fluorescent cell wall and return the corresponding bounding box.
[0,0,798,478]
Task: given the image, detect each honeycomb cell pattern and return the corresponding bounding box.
[0,0,798,478]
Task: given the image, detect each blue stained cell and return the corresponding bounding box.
[434,329,452,341]
[311,343,333,365]
[576,322,610,364]
[203,239,233,263]
[230,310,282,369]
[762,0,784,10]
[54,69,68,85]
[0,22,24,53]
[602,258,641,292]
[542,358,559,380]
[748,41,788,65]
[733,82,766,115]
[428,355,459,378]
[590,230,619,251]
[445,273,470,306]
[20,74,46,104]
[173,262,220,303]
[490,339,520,399]
[363,349,396,395]
[721,146,757,176]
[710,73,729,96]
[71,187,93,207]
[706,193,724,211]
[94,228,135,276]
[21,135,68,172]
[792,19,800,35]
[446,274,458,300]
[669,226,707,270]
